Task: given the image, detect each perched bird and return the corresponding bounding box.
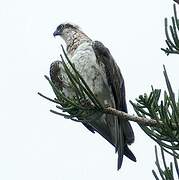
[50,22,136,169]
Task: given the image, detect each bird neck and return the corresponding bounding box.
[65,30,91,57]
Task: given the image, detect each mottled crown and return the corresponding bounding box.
[57,22,80,30]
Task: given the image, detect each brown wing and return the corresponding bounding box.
[92,41,136,169]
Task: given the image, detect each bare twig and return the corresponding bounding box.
[104,107,159,126]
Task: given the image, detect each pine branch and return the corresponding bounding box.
[152,146,179,180]
[131,65,179,158]
[104,107,158,126]
[154,4,179,179]
[38,89,160,126]
[162,4,179,55]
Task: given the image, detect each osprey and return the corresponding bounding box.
[50,22,136,169]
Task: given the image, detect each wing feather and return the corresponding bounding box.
[92,41,136,169]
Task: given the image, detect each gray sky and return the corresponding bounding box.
[0,0,178,179]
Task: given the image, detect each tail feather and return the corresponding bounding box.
[124,145,136,162]
[117,150,124,170]
[117,120,136,169]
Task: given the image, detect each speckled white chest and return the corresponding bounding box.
[67,41,115,107]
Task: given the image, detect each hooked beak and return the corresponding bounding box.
[53,29,61,37]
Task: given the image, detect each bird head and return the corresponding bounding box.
[53,23,81,38]
[53,22,91,55]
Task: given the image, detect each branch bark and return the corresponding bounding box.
[104,107,160,126]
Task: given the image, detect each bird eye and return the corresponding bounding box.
[57,24,64,31]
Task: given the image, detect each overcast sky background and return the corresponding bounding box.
[0,0,179,179]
